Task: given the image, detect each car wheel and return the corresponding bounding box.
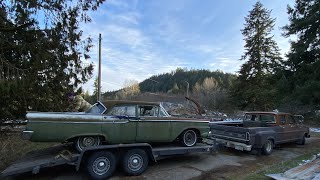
[262,139,273,155]
[181,129,198,147]
[86,151,116,180]
[296,135,306,145]
[122,149,149,176]
[75,136,101,152]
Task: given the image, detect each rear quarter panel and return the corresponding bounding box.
[26,112,103,142]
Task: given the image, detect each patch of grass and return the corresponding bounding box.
[244,151,319,180]
[0,134,55,171]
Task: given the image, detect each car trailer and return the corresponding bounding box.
[1,143,215,179]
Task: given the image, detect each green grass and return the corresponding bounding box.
[0,134,55,172]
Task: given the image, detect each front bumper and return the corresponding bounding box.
[21,130,33,140]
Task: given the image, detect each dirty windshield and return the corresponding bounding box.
[86,102,107,114]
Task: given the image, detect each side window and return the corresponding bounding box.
[244,114,258,121]
[260,115,276,123]
[280,115,286,125]
[287,115,295,124]
[244,114,251,121]
[107,105,136,116]
[139,106,159,117]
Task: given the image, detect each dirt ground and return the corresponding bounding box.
[3,133,320,180]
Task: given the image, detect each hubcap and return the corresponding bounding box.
[184,130,196,146]
[128,154,143,171]
[266,141,272,152]
[92,157,110,175]
[83,137,95,146]
[78,136,100,151]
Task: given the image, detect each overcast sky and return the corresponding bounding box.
[80,0,295,94]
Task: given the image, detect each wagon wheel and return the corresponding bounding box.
[86,151,116,179]
[262,139,273,155]
[181,129,198,147]
[75,136,101,152]
[122,149,149,176]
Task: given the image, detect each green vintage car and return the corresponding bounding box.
[22,100,209,151]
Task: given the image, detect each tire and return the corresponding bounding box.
[86,151,116,180]
[181,129,198,147]
[75,136,101,152]
[296,135,306,145]
[122,149,149,176]
[262,139,273,155]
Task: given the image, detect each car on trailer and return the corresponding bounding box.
[23,100,210,152]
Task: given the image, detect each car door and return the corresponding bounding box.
[135,105,171,142]
[276,114,291,143]
[101,105,137,144]
[286,115,304,140]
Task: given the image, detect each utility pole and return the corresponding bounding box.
[185,81,189,97]
[97,33,102,101]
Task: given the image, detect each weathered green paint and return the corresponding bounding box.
[25,102,209,144]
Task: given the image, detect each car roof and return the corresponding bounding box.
[102,100,160,109]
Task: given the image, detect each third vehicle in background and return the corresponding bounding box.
[209,111,310,155]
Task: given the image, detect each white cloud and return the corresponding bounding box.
[79,0,293,94]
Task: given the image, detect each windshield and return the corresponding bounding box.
[86,102,107,114]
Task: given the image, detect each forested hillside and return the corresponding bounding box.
[102,68,236,112]
[139,68,236,94]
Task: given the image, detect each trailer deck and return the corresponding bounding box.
[1,143,215,178]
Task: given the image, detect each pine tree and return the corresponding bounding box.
[0,0,105,119]
[282,0,320,110]
[233,1,282,110]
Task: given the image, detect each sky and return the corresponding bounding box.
[80,0,295,94]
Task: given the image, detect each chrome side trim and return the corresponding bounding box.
[26,113,102,120]
[29,121,129,124]
[135,120,209,123]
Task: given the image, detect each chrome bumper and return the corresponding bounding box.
[214,138,252,151]
[21,130,33,140]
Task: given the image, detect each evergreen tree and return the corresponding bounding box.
[233,1,282,110]
[0,0,105,119]
[281,0,320,111]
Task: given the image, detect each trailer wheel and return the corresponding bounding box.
[86,151,116,180]
[262,139,273,155]
[181,129,197,147]
[75,136,101,152]
[122,149,149,176]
